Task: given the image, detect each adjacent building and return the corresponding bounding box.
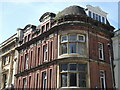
[112,29,120,89]
[0,34,18,89]
[14,5,115,89]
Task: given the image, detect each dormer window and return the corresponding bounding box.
[28,34,31,41]
[24,36,27,43]
[88,11,92,17]
[42,26,45,33]
[102,17,105,23]
[98,15,101,22]
[46,23,49,31]
[95,14,98,21]
[93,13,95,19]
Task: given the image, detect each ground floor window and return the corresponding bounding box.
[60,63,87,87]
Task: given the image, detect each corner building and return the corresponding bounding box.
[15,5,115,89]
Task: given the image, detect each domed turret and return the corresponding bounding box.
[56,5,87,18]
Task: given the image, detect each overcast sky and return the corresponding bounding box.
[0,1,119,43]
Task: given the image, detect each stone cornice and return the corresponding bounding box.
[15,57,111,77]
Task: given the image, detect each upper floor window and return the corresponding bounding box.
[100,70,106,89]
[42,26,45,33]
[25,54,28,69]
[60,63,87,87]
[24,36,27,43]
[23,78,27,89]
[93,13,95,19]
[102,17,105,23]
[28,34,31,41]
[38,47,40,62]
[96,14,98,21]
[98,15,101,22]
[46,23,49,31]
[3,74,7,88]
[3,57,7,66]
[42,72,47,89]
[60,34,86,55]
[88,11,92,17]
[43,45,48,62]
[3,56,9,66]
[98,42,104,60]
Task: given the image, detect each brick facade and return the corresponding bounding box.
[15,5,114,89]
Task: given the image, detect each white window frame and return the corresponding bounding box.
[100,70,106,90]
[60,34,86,55]
[61,35,68,43]
[60,63,87,87]
[98,42,104,60]
[77,34,85,42]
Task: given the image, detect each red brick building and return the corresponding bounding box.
[15,5,114,89]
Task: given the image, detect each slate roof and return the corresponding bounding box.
[56,5,87,18]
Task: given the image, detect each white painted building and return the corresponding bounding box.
[0,34,18,89]
[112,29,120,89]
[86,5,108,24]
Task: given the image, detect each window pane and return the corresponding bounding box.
[98,43,104,60]
[78,35,84,41]
[23,78,27,89]
[61,43,67,54]
[61,35,67,42]
[68,43,76,53]
[93,13,95,19]
[102,17,105,23]
[79,73,86,87]
[43,45,47,61]
[25,54,28,69]
[61,73,67,87]
[99,15,101,22]
[96,14,98,20]
[78,43,85,55]
[61,64,68,71]
[70,73,77,86]
[68,35,77,41]
[78,64,87,71]
[89,11,91,17]
[70,64,77,71]
[42,72,47,89]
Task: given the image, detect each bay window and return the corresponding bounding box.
[60,34,86,55]
[60,63,87,87]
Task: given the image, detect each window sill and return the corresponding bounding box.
[59,54,87,59]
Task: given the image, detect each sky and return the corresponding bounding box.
[0,1,119,43]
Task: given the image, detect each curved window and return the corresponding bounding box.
[60,34,86,55]
[60,63,87,87]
